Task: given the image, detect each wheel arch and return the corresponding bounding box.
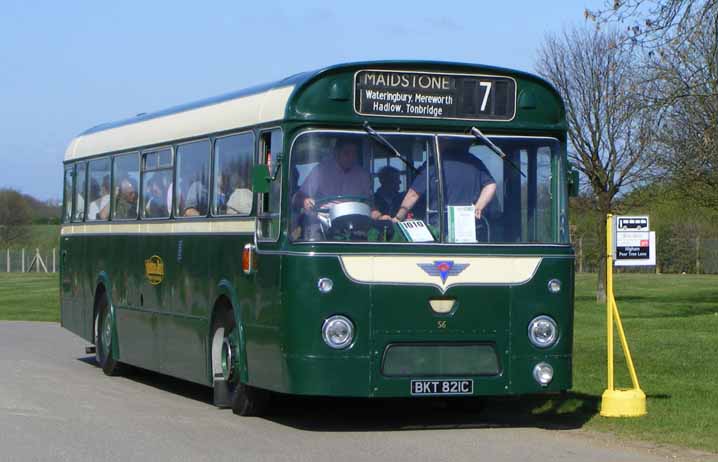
[92,271,119,359]
[209,279,249,384]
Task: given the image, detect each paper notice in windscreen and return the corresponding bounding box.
[397,220,435,242]
[448,206,477,243]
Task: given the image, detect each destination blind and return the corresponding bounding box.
[354,70,516,121]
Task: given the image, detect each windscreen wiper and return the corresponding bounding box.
[470,126,526,178]
[363,122,418,174]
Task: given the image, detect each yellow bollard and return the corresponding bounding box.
[600,214,647,417]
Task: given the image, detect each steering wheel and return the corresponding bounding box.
[312,195,372,240]
[313,195,370,212]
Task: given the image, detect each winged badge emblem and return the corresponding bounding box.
[417,260,470,284]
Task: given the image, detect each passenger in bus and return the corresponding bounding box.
[393,140,497,222]
[373,166,402,218]
[225,172,252,215]
[114,177,138,219]
[88,175,111,220]
[144,174,169,217]
[182,177,208,216]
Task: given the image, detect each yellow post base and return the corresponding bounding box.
[600,388,647,417]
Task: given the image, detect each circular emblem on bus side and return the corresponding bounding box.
[144,255,165,286]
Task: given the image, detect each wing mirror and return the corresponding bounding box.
[251,165,270,194]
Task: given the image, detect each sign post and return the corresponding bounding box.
[600,214,647,417]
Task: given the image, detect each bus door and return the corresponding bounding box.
[248,128,284,387]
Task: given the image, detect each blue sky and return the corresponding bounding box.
[0,0,599,201]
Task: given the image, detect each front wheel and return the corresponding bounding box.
[95,293,122,376]
[211,308,270,416]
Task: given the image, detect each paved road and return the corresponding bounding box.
[0,322,711,462]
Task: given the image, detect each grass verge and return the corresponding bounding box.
[0,273,59,322]
[494,273,718,454]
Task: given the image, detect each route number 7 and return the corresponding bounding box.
[480,82,492,111]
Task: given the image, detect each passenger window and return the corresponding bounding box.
[72,162,87,222]
[141,148,172,219]
[112,153,139,220]
[258,129,282,240]
[175,140,210,217]
[213,133,254,216]
[62,166,73,223]
[87,158,111,221]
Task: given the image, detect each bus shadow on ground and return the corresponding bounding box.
[266,392,599,432]
[79,356,603,431]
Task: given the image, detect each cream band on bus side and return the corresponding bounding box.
[60,220,255,236]
[339,256,542,293]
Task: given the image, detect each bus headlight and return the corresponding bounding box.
[322,315,354,349]
[528,315,558,348]
[533,362,554,386]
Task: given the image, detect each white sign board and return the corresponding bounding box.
[615,231,656,266]
[614,215,655,266]
[397,220,435,242]
[447,206,477,243]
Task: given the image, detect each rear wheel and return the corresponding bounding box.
[211,306,270,416]
[95,292,122,376]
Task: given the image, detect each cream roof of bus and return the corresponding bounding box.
[63,78,304,161]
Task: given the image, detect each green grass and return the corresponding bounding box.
[572,273,718,452]
[0,273,59,321]
[491,273,718,454]
[0,272,716,453]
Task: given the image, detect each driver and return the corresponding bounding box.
[294,139,385,219]
[393,139,497,222]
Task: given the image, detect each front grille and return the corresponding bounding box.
[381,343,500,377]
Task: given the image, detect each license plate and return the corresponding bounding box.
[410,379,473,396]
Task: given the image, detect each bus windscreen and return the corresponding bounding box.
[289,131,560,244]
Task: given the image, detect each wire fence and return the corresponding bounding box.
[0,248,57,273]
[574,238,718,274]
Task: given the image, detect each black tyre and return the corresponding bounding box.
[95,292,122,376]
[211,306,270,416]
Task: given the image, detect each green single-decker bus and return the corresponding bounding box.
[60,61,576,416]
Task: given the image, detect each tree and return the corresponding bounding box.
[536,26,659,302]
[589,0,718,206]
[586,0,717,52]
[0,188,32,244]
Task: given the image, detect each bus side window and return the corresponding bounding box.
[213,132,254,216]
[62,165,73,223]
[257,129,282,240]
[72,162,87,222]
[112,152,139,220]
[141,148,173,219]
[175,139,210,218]
[87,157,111,222]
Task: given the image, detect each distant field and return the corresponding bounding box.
[28,224,60,249]
[0,273,58,321]
[0,272,716,453]
[1,225,60,251]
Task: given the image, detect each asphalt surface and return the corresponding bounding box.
[0,322,712,462]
